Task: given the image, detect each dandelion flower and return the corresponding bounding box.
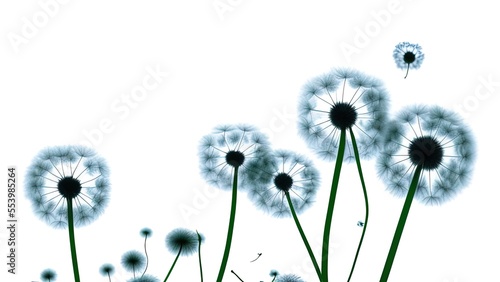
[248,150,320,217]
[298,68,389,161]
[269,269,279,282]
[198,124,271,282]
[121,250,146,278]
[377,104,475,205]
[199,124,271,190]
[40,268,57,282]
[99,263,115,282]
[393,42,424,79]
[298,68,389,282]
[25,145,110,282]
[377,105,475,281]
[248,149,321,279]
[163,228,200,281]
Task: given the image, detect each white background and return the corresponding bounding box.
[1,1,499,281]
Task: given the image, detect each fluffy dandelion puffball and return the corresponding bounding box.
[99,263,115,276]
[25,145,110,228]
[198,124,271,190]
[40,268,57,282]
[377,105,476,205]
[298,68,390,161]
[121,250,146,273]
[393,42,424,78]
[165,228,200,256]
[247,150,320,217]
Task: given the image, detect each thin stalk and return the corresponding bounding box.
[141,235,149,277]
[66,198,81,282]
[380,165,423,282]
[347,128,369,282]
[321,129,346,282]
[230,270,244,281]
[107,273,111,282]
[216,167,239,282]
[285,192,321,280]
[163,246,182,282]
[196,230,204,282]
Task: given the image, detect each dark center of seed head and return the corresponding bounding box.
[403,52,416,64]
[329,102,358,130]
[274,172,293,192]
[57,177,82,199]
[226,150,245,168]
[408,136,444,170]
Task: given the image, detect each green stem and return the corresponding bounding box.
[196,230,204,282]
[216,167,239,282]
[380,165,423,282]
[285,192,321,280]
[66,198,81,282]
[347,128,369,282]
[163,246,182,282]
[321,129,346,282]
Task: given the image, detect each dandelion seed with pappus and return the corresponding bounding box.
[163,228,200,281]
[298,68,389,281]
[393,42,424,78]
[198,124,271,282]
[122,250,146,279]
[40,268,57,282]
[25,145,110,282]
[377,105,475,281]
[247,149,321,280]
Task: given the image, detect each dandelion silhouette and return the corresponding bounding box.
[275,273,304,282]
[247,149,321,280]
[40,268,57,282]
[121,250,146,279]
[163,228,200,281]
[99,263,115,282]
[377,105,475,281]
[393,42,424,79]
[198,124,271,282]
[140,227,152,277]
[298,68,389,281]
[269,269,279,282]
[25,145,110,282]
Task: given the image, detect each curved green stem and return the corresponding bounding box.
[380,165,423,282]
[321,129,346,282]
[141,235,149,278]
[66,198,81,282]
[347,128,369,282]
[285,192,321,280]
[163,246,182,282]
[216,167,239,282]
[196,230,204,282]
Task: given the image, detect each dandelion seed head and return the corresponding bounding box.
[298,68,389,162]
[121,250,146,273]
[165,228,199,256]
[377,105,476,205]
[24,145,110,228]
